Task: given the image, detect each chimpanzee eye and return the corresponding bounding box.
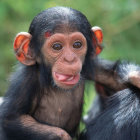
[73,41,82,49]
[52,43,63,50]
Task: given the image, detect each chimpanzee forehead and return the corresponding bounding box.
[29,7,91,36]
[44,22,80,38]
[52,23,79,33]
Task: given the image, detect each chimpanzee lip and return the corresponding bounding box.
[53,72,80,85]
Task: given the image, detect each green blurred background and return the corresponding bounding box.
[0,0,140,103]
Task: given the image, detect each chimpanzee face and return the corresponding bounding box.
[41,31,87,89]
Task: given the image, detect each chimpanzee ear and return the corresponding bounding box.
[14,32,36,65]
[91,26,103,55]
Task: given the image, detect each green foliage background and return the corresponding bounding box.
[0,0,140,112]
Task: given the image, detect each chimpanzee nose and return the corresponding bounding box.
[64,53,76,64]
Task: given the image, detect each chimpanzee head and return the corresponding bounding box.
[13,7,103,89]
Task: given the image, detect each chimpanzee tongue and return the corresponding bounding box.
[55,72,73,81]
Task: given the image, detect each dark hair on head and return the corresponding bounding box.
[29,6,95,77]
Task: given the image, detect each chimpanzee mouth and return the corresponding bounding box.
[53,72,80,86]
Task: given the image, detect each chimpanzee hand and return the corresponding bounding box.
[55,129,72,140]
[128,71,140,88]
[115,61,140,89]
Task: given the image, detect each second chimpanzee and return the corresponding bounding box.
[80,61,140,140]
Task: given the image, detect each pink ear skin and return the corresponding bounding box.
[14,32,36,66]
[91,26,103,56]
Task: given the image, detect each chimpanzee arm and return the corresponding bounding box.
[94,59,126,91]
[86,58,140,91]
[1,114,71,140]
